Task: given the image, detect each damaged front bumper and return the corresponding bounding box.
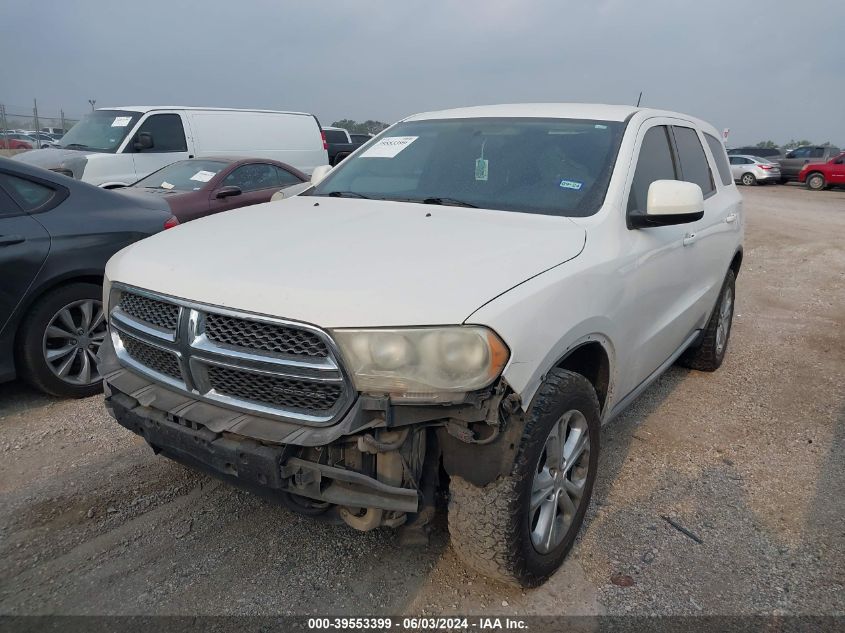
[106,387,419,514]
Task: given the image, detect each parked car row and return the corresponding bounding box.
[0,130,63,149]
[727,144,843,189]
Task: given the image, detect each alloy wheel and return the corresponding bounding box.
[529,409,591,554]
[42,299,106,386]
[715,285,733,355]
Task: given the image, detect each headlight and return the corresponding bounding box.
[332,326,509,402]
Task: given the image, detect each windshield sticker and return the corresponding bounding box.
[189,170,216,183]
[160,181,175,190]
[475,158,489,181]
[559,179,583,191]
[111,116,133,127]
[360,136,418,158]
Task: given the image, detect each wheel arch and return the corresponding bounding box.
[553,340,611,414]
[729,248,743,279]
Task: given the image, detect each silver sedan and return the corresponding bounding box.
[729,154,781,185]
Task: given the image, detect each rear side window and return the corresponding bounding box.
[704,133,733,186]
[324,130,348,144]
[271,166,303,186]
[0,172,56,211]
[673,127,715,196]
[811,147,825,158]
[224,164,283,192]
[135,114,187,152]
[627,125,677,214]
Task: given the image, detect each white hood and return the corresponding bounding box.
[106,197,586,327]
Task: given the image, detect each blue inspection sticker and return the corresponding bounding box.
[559,179,583,190]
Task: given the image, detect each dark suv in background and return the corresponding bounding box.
[727,146,783,161]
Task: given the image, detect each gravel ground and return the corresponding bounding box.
[1,184,843,617]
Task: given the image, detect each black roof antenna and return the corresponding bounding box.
[636,91,643,107]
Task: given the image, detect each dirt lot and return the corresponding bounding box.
[1,184,843,617]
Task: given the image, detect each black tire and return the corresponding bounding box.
[678,270,735,372]
[448,369,601,587]
[15,282,105,398]
[806,172,826,191]
[780,176,789,185]
[740,173,757,186]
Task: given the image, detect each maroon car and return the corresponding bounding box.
[118,157,308,223]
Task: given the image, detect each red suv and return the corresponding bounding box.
[798,152,845,191]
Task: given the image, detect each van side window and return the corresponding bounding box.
[704,133,733,186]
[627,125,677,215]
[673,127,715,197]
[135,114,187,152]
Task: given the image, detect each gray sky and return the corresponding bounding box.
[3,0,843,146]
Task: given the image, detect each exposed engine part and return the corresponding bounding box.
[357,427,410,454]
[340,429,408,531]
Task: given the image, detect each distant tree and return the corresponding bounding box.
[331,119,390,135]
[755,140,778,149]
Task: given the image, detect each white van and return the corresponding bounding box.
[13,106,329,187]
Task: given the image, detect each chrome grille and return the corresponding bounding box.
[119,292,179,331]
[108,285,353,426]
[205,313,328,357]
[208,365,342,412]
[119,332,182,380]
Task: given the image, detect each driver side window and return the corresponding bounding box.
[224,164,279,192]
[133,114,187,153]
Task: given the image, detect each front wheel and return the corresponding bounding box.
[448,369,600,587]
[15,283,106,397]
[806,173,826,191]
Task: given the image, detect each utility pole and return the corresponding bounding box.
[60,109,66,133]
[33,99,40,136]
[0,103,8,134]
[88,99,96,111]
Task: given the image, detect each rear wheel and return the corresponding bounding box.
[740,173,757,186]
[806,173,826,191]
[16,283,106,397]
[448,369,600,587]
[678,270,735,372]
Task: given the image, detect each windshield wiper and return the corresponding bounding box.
[326,191,371,199]
[421,197,478,208]
[61,143,90,150]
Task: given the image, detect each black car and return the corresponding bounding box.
[0,157,177,397]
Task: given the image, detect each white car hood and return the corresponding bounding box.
[106,197,586,327]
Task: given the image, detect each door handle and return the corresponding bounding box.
[725,213,737,224]
[682,232,696,246]
[0,234,25,247]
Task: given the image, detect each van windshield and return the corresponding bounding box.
[58,110,142,153]
[312,117,626,217]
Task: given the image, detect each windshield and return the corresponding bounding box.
[133,159,229,191]
[58,110,142,153]
[312,117,625,217]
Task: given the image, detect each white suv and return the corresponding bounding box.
[99,103,743,587]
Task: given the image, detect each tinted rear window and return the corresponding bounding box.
[673,126,715,197]
[324,130,348,144]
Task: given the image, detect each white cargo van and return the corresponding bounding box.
[13,107,329,187]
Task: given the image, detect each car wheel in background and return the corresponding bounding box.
[678,270,735,372]
[741,173,757,186]
[806,173,826,191]
[16,283,106,398]
[448,369,600,587]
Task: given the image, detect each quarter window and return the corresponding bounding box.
[627,125,677,214]
[705,134,733,186]
[0,173,56,211]
[673,127,715,196]
[134,114,187,152]
[272,166,303,187]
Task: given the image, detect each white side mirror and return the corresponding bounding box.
[646,180,704,217]
[310,165,333,187]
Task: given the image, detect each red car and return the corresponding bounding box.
[798,152,845,191]
[118,157,309,222]
[0,132,34,150]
